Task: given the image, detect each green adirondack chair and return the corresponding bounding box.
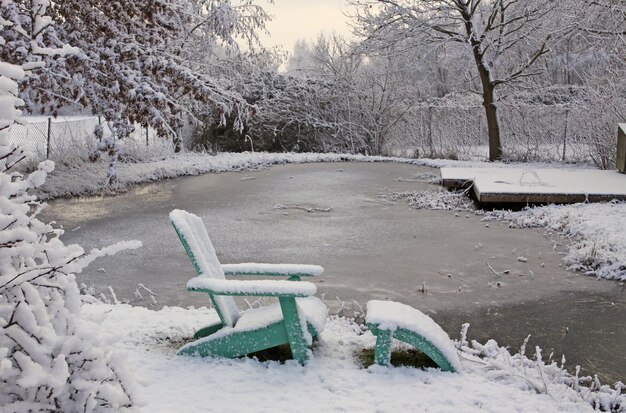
[170,209,328,365]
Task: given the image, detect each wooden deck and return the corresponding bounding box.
[441,167,626,206]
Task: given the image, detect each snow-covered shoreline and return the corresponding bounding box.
[484,202,626,281]
[37,151,588,200]
[83,302,622,413]
[37,152,410,199]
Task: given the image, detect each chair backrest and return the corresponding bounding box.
[170,209,241,327]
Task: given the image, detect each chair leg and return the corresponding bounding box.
[374,329,393,366]
[193,321,223,339]
[279,297,309,365]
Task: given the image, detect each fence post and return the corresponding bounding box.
[562,108,570,161]
[96,116,102,143]
[428,106,434,156]
[46,117,51,159]
[146,125,149,146]
[173,131,181,153]
[618,123,626,173]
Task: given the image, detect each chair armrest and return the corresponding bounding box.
[187,276,317,297]
[222,263,324,277]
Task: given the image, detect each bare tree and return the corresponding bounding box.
[352,0,561,161]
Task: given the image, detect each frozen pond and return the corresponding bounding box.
[41,162,625,382]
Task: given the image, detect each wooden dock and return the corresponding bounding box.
[441,167,626,206]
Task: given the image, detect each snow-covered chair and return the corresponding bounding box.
[366,300,462,373]
[170,209,327,365]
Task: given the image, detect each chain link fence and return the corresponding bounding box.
[387,104,617,166]
[8,107,622,168]
[8,116,174,163]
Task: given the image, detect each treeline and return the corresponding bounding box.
[4,0,625,168]
[193,0,625,167]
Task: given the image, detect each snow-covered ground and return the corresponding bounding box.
[37,152,411,198]
[83,302,622,413]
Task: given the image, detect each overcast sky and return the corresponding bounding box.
[258,0,354,52]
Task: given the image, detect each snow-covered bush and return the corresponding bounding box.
[0,135,142,411]
[457,324,625,413]
[382,189,475,211]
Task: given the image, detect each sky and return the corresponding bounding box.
[258,0,354,52]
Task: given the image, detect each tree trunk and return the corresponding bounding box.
[461,6,503,161]
[471,50,502,161]
[481,81,502,161]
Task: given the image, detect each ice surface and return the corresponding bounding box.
[486,202,626,280]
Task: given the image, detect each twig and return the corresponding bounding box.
[486,257,501,277]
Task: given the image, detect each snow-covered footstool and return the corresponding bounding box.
[366,300,462,373]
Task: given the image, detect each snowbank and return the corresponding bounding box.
[81,302,612,413]
[38,152,406,198]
